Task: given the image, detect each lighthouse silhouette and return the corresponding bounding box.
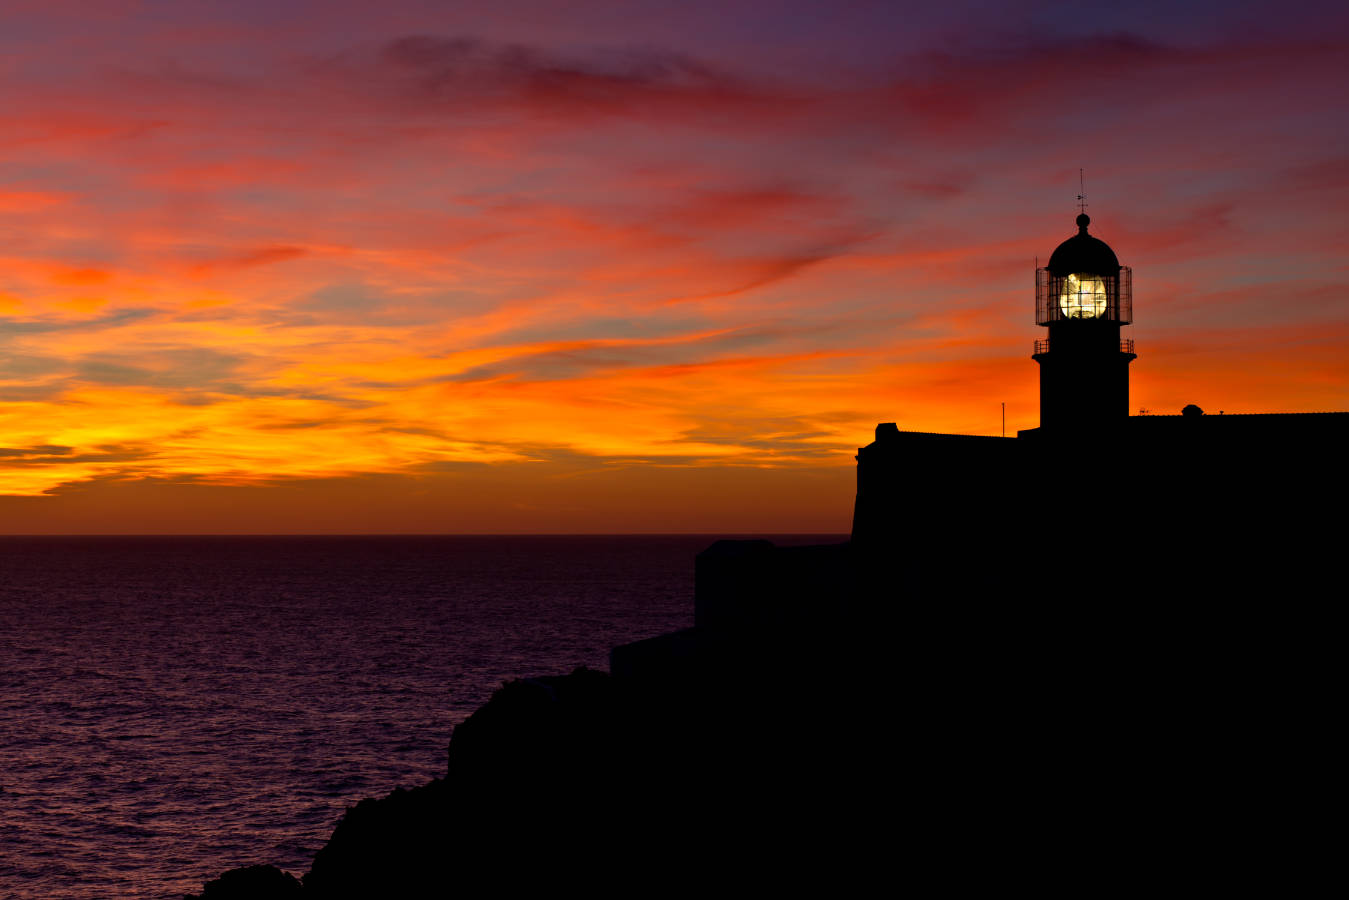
[848,205,1347,585]
[1032,213,1136,427]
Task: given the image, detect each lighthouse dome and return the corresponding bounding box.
[1046,214,1120,276]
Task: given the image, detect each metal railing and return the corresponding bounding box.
[1032,337,1137,355]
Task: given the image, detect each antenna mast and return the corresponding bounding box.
[1077,168,1087,214]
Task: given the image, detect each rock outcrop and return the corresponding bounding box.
[187,624,903,898]
[186,864,302,900]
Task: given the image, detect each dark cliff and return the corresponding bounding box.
[190,535,1336,897]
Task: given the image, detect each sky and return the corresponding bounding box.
[1,0,1346,533]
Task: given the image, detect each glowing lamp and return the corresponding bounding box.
[1059,273,1107,319]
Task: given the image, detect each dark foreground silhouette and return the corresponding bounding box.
[188,532,1337,898]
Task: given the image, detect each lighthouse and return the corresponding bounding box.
[1031,213,1135,428]
[846,202,1346,569]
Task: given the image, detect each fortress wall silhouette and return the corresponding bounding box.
[853,411,1349,577]
[613,406,1347,688]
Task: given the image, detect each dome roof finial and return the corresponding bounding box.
[1076,212,1090,233]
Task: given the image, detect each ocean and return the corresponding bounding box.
[0,535,840,899]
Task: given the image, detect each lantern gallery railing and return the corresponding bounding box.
[1032,337,1137,355]
[1036,266,1132,325]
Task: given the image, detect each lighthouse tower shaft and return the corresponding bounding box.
[1033,319,1136,426]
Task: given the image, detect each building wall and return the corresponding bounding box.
[853,413,1348,593]
[852,425,1022,564]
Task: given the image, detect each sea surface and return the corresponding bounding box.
[0,535,841,899]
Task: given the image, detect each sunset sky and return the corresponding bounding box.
[1,0,1346,532]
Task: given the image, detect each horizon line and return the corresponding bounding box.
[0,532,853,538]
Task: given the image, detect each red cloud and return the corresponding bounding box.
[187,245,310,276]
